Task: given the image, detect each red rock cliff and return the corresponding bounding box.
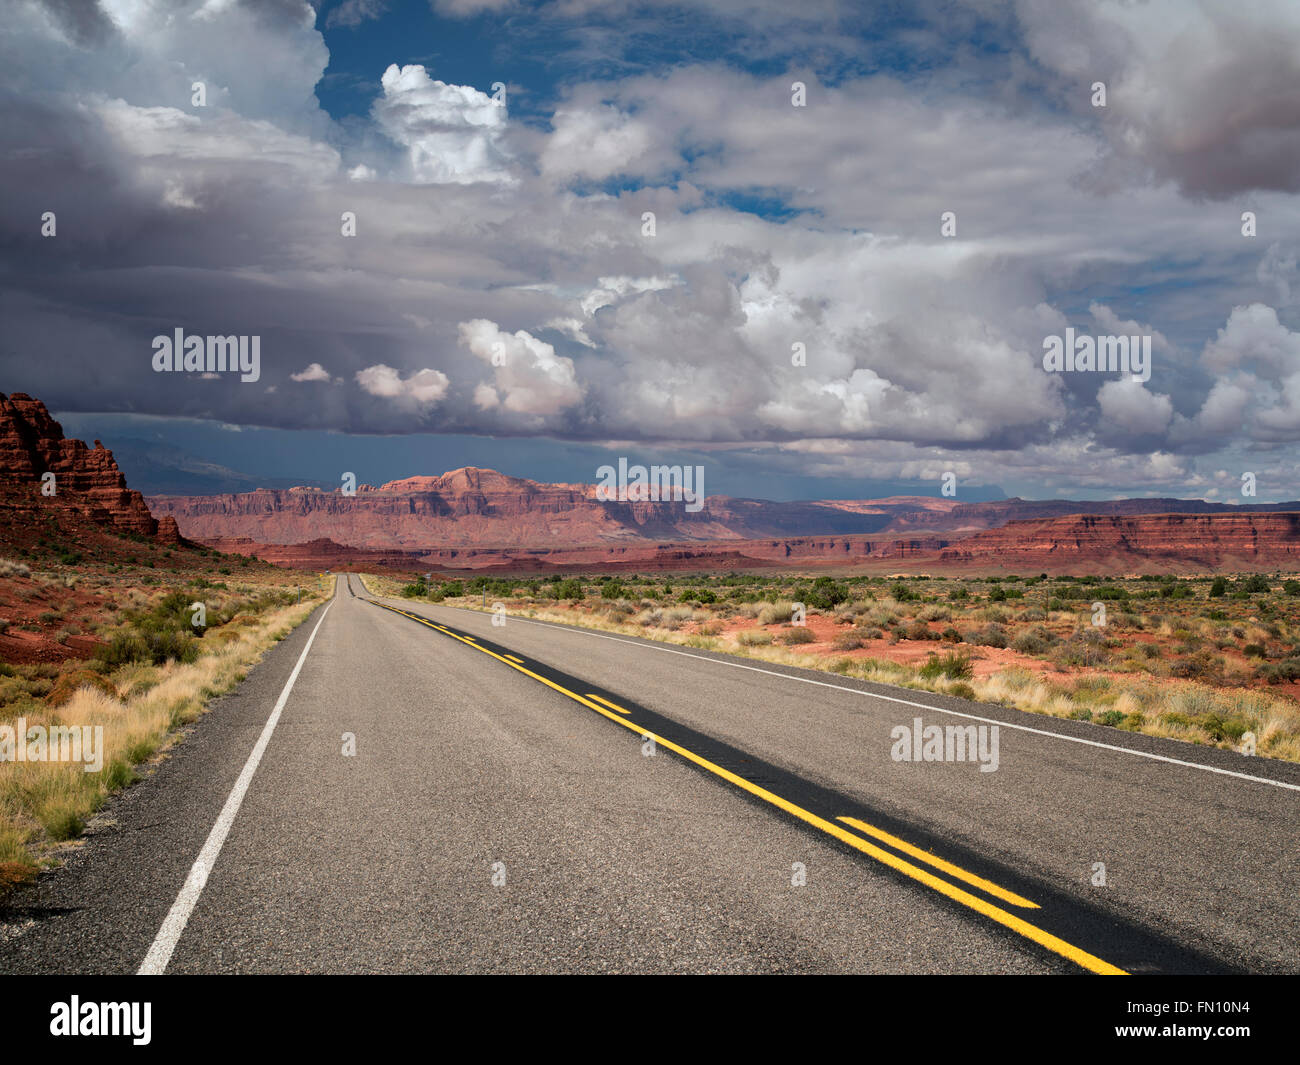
[147,467,907,547]
[939,512,1300,570]
[0,392,169,539]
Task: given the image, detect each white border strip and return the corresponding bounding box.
[433,606,1300,795]
[138,598,335,974]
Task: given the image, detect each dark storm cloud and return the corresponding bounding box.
[29,0,117,46]
[2,0,1300,499]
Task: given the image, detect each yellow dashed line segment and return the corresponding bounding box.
[586,693,632,715]
[837,816,1039,909]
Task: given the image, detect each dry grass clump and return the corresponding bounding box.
[756,602,796,626]
[1,595,322,887]
[381,572,1300,764]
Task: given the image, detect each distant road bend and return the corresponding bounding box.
[2,574,1297,975]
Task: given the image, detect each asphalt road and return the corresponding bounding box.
[2,574,1297,974]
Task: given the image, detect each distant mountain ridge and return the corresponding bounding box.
[8,388,1293,576]
[199,511,1300,576]
[145,465,1300,551]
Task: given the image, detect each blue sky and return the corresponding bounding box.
[3,0,1300,503]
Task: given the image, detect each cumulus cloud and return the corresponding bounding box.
[290,362,332,382]
[1097,379,1174,435]
[1194,377,1254,436]
[1013,0,1300,198]
[541,104,657,182]
[458,319,582,416]
[355,364,450,406]
[371,63,512,185]
[1196,303,1300,441]
[4,0,1300,496]
[1202,303,1300,376]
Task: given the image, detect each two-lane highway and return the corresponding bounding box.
[1,574,1295,973]
[357,580,1300,975]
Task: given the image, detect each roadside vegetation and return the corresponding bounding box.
[0,554,327,893]
[370,569,1300,764]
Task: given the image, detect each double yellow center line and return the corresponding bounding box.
[369,599,1127,975]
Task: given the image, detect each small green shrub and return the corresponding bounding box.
[968,623,1008,649]
[1010,627,1054,654]
[919,651,973,680]
[1259,658,1300,684]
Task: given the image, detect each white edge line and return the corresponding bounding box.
[407,601,1300,795]
[137,596,336,975]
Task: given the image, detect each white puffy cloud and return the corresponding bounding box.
[290,362,332,382]
[758,370,887,434]
[371,64,512,185]
[91,0,329,129]
[1202,303,1300,376]
[6,0,1300,497]
[458,319,582,416]
[1194,378,1254,435]
[1196,303,1300,441]
[541,104,657,182]
[355,364,450,406]
[1097,379,1174,435]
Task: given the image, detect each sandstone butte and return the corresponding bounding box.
[0,392,181,543]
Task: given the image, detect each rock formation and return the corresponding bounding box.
[198,511,1300,575]
[147,469,910,547]
[938,513,1300,571]
[150,464,1300,558]
[0,392,176,540]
